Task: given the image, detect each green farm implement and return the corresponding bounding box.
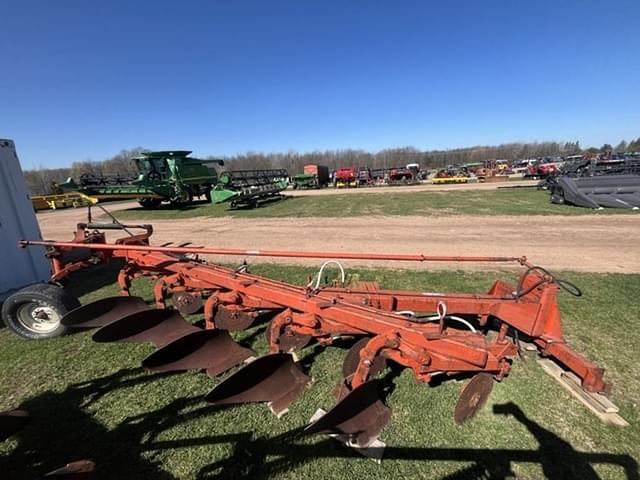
[211,169,289,208]
[60,151,289,209]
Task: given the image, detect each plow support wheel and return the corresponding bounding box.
[61,296,149,329]
[302,380,391,448]
[205,353,311,416]
[92,309,199,347]
[142,329,255,378]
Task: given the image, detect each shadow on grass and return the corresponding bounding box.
[228,194,290,211]
[2,365,637,480]
[191,402,639,480]
[0,368,177,478]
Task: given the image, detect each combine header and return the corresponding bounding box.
[545,156,640,209]
[211,169,289,208]
[8,217,610,452]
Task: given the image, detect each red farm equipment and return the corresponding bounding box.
[526,157,565,179]
[3,213,610,454]
[387,163,421,184]
[334,167,358,188]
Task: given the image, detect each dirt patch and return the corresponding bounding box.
[38,207,640,273]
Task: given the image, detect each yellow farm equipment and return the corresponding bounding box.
[31,192,98,211]
[432,176,469,184]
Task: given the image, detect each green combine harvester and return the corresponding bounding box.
[59,151,289,209]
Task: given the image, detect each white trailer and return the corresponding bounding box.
[0,139,79,339]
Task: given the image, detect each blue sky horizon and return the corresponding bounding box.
[1,1,639,169]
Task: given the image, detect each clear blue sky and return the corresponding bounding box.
[1,1,639,169]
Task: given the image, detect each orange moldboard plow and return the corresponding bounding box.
[20,219,610,453]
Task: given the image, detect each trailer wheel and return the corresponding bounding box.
[1,284,80,339]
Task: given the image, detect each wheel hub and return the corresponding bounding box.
[16,304,61,333]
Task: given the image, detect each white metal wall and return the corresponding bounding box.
[0,139,50,300]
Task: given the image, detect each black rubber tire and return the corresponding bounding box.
[1,283,80,339]
[138,198,162,208]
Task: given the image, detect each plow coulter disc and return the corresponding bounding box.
[302,380,391,448]
[0,409,30,441]
[142,329,255,378]
[60,296,149,329]
[342,337,387,378]
[454,373,494,425]
[205,353,311,416]
[214,306,259,331]
[92,309,199,348]
[172,292,203,316]
[265,321,311,353]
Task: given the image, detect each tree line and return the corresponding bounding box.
[23,138,640,195]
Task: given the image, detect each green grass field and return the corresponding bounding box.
[115,188,637,220]
[1,264,638,479]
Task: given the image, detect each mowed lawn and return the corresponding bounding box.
[115,188,637,220]
[1,264,639,479]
